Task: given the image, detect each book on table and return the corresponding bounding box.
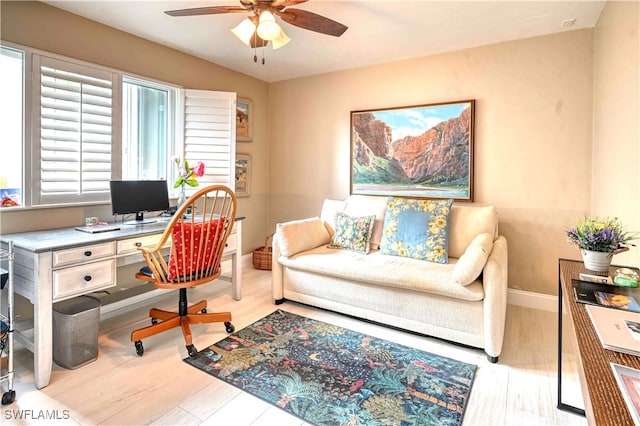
[573,279,640,313]
[610,363,640,425]
[586,304,640,356]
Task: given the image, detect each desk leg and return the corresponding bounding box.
[557,263,585,416]
[34,255,53,389]
[231,220,243,301]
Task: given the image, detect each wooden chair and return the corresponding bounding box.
[130,185,237,357]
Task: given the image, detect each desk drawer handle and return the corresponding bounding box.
[84,251,92,257]
[135,242,142,247]
[84,275,92,282]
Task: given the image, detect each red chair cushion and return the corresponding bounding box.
[168,219,225,281]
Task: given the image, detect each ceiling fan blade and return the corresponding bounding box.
[276,8,348,37]
[165,6,248,17]
[271,0,308,7]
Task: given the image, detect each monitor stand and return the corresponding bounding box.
[122,211,157,226]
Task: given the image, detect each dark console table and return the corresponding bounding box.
[558,258,640,425]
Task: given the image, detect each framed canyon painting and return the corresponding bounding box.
[350,100,475,201]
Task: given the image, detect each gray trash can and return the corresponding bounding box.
[52,295,101,369]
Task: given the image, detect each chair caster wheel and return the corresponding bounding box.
[225,322,235,333]
[135,340,144,356]
[187,344,198,357]
[2,390,16,405]
[201,308,207,314]
[151,317,158,325]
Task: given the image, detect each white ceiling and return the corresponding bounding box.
[43,0,607,83]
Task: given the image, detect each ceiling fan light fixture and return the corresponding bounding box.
[230,18,256,46]
[271,28,291,50]
[256,11,281,41]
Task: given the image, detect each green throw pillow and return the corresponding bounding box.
[328,212,376,254]
[380,197,454,263]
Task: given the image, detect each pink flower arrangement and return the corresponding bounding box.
[173,156,205,188]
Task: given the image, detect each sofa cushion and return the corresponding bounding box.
[343,195,387,250]
[380,197,454,263]
[320,199,347,236]
[277,217,330,257]
[328,212,376,254]
[452,233,494,286]
[278,246,484,301]
[448,205,498,258]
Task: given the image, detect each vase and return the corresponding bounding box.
[177,184,187,207]
[581,249,613,272]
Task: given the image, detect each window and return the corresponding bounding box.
[183,89,236,192]
[122,77,179,181]
[0,47,24,207]
[33,55,117,205]
[0,42,236,209]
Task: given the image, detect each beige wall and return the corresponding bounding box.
[592,0,640,268]
[0,1,271,254]
[3,1,637,296]
[269,30,595,295]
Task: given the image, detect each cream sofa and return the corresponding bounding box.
[271,195,508,362]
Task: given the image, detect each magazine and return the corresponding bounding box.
[594,291,640,313]
[573,281,640,313]
[610,363,640,425]
[586,305,640,356]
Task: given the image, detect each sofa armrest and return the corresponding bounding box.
[482,235,508,359]
[271,217,330,301]
[275,217,330,257]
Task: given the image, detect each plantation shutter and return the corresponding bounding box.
[183,90,236,192]
[33,55,118,205]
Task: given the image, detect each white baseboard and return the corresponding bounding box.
[241,252,253,268]
[508,288,557,312]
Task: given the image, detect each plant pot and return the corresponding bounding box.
[581,249,613,272]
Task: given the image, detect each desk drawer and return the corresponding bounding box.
[53,259,116,300]
[118,234,170,256]
[224,233,237,253]
[53,242,116,268]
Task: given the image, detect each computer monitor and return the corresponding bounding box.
[109,180,170,225]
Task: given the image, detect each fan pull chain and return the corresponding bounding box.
[250,31,265,65]
[253,30,258,63]
[252,48,265,65]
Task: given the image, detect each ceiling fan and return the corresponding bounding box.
[165,0,348,52]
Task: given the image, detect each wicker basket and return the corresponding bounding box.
[253,234,273,270]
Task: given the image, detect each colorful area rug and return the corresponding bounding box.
[184,310,477,426]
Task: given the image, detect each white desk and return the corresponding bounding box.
[0,218,243,389]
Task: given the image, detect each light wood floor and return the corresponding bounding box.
[3,264,588,425]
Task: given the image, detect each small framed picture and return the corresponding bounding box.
[236,98,253,142]
[235,154,251,197]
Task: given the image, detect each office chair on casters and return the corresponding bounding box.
[130,185,237,358]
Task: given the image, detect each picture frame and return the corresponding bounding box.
[350,99,475,201]
[235,153,251,197]
[236,98,253,142]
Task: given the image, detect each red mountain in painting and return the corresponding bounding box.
[391,107,471,184]
[352,107,471,186]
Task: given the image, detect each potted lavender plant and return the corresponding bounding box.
[566,216,636,272]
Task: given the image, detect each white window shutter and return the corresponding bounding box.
[183,89,236,192]
[33,55,117,205]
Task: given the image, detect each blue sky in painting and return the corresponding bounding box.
[373,102,468,140]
